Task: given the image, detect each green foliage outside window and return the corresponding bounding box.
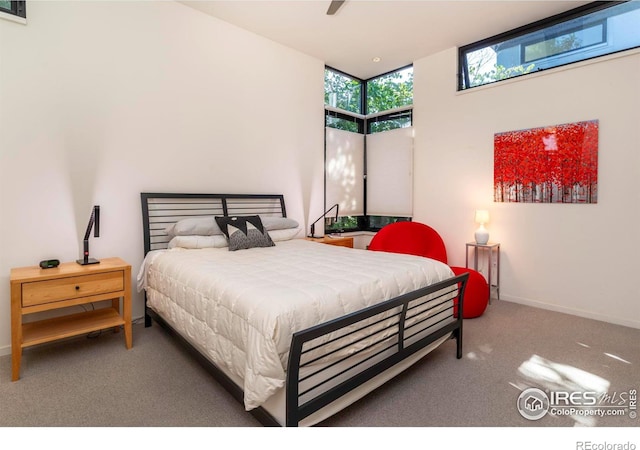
[326,216,360,232]
[326,115,360,133]
[524,32,583,62]
[467,61,535,88]
[324,70,362,114]
[465,33,583,87]
[324,67,413,116]
[368,112,412,134]
[366,67,413,115]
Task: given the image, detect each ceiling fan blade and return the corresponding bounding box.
[326,0,345,15]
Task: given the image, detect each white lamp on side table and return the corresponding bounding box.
[474,210,490,245]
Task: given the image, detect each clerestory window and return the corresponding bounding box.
[459,1,640,90]
[0,1,26,20]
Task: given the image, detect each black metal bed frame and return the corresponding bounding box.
[141,192,286,253]
[140,192,467,427]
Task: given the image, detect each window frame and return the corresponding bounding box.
[520,19,607,65]
[324,65,414,233]
[0,1,26,20]
[458,1,635,90]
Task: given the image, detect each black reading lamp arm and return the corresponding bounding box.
[77,205,100,265]
[308,203,339,238]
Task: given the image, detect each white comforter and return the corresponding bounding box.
[139,239,454,410]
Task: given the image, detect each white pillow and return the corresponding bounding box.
[259,216,299,231]
[168,235,228,249]
[166,217,222,238]
[268,227,302,242]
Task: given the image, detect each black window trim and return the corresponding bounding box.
[365,64,414,83]
[0,1,26,19]
[458,1,629,90]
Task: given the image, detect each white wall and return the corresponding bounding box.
[2,2,636,362]
[413,47,640,329]
[0,1,325,353]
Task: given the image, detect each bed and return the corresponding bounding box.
[139,193,468,426]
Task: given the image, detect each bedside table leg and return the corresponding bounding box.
[124,323,132,349]
[11,350,21,382]
[11,286,21,381]
[123,268,132,349]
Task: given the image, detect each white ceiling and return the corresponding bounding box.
[180,0,591,79]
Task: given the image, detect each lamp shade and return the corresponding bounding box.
[474,210,489,224]
[474,209,490,245]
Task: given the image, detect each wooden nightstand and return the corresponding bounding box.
[306,236,354,248]
[9,257,132,381]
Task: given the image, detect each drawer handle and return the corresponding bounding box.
[75,286,80,290]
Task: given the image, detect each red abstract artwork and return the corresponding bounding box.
[494,120,598,203]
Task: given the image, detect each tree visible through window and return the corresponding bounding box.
[367,66,413,115]
[325,69,362,114]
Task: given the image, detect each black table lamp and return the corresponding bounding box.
[77,205,100,265]
[308,203,339,238]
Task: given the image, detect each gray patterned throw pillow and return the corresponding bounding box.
[214,215,275,251]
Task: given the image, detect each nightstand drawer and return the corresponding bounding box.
[22,271,124,307]
[325,238,353,248]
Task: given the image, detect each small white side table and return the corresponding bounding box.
[465,242,500,302]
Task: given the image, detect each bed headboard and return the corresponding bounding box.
[141,193,287,254]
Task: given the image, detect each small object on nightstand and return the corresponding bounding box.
[39,259,60,269]
[466,242,500,302]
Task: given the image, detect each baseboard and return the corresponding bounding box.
[500,294,640,330]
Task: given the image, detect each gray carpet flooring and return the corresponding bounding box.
[1,300,638,431]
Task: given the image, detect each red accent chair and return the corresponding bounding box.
[368,221,489,318]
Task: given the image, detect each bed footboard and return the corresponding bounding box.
[285,272,468,427]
